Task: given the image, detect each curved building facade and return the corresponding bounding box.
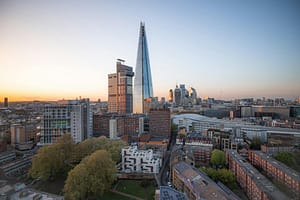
[133,22,153,113]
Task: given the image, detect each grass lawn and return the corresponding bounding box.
[101,191,133,200]
[116,180,155,199]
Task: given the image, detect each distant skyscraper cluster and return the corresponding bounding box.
[171,84,198,107]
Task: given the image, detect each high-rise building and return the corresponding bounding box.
[168,89,173,103]
[108,60,134,114]
[40,99,92,145]
[189,87,197,103]
[174,85,181,106]
[133,22,153,113]
[179,84,187,99]
[4,97,8,108]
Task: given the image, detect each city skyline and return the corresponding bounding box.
[1,0,300,102]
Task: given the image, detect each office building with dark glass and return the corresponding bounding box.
[133,22,153,113]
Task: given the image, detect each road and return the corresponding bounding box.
[158,129,177,186]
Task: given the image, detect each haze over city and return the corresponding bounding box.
[1,0,300,102]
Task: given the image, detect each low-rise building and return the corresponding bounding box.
[155,186,187,200]
[226,149,288,200]
[121,146,161,174]
[172,161,239,200]
[248,150,300,199]
[176,133,213,166]
[260,144,294,154]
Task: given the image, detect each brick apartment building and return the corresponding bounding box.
[172,161,238,200]
[248,150,300,199]
[93,113,144,142]
[176,133,213,166]
[226,149,288,200]
[149,108,171,139]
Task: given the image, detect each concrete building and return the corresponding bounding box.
[226,149,288,200]
[172,161,238,200]
[149,108,171,139]
[248,150,300,199]
[121,146,161,173]
[108,60,134,114]
[10,122,38,150]
[260,144,294,154]
[40,99,92,145]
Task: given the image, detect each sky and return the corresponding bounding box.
[0,0,300,102]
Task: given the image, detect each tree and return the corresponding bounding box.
[64,150,116,200]
[274,152,294,166]
[210,149,226,168]
[171,123,178,134]
[29,134,74,180]
[200,167,237,189]
[72,136,126,164]
[250,136,262,150]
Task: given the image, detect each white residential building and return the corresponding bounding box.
[121,146,161,174]
[39,99,92,145]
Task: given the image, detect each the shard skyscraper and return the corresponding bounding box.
[133,22,153,113]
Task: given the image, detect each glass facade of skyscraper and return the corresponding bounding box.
[133,22,153,113]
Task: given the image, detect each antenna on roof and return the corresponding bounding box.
[117,58,125,63]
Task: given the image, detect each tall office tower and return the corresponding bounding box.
[40,99,92,145]
[179,84,186,100]
[168,89,173,103]
[174,85,181,106]
[189,87,197,103]
[4,97,8,108]
[133,22,153,113]
[108,60,134,114]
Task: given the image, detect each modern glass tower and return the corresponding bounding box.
[133,22,153,113]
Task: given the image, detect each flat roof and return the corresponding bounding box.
[159,186,187,200]
[172,114,300,135]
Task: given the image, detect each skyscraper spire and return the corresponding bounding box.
[133,22,153,113]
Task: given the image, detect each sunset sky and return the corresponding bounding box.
[1,0,300,102]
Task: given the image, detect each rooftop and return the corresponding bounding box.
[173,161,239,200]
[251,150,300,182]
[172,114,300,135]
[226,149,289,200]
[159,186,187,200]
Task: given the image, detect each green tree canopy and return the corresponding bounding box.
[211,149,226,168]
[250,136,262,150]
[72,136,126,164]
[201,167,237,189]
[274,152,294,166]
[29,134,75,180]
[64,150,116,200]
